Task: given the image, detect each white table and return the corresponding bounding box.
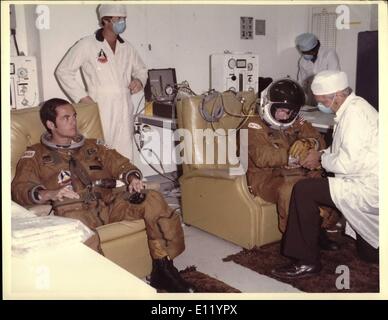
[137,114,177,129]
[5,202,156,299]
[300,105,335,132]
[6,243,156,299]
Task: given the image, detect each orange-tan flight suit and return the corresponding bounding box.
[11,133,184,260]
[243,115,337,232]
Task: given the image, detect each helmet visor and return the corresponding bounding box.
[269,102,300,124]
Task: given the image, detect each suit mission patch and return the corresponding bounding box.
[248,122,262,130]
[21,150,35,158]
[57,170,71,186]
[97,49,108,63]
[86,147,97,156]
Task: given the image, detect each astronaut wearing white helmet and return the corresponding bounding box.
[259,78,306,129]
[244,78,340,235]
[272,70,379,280]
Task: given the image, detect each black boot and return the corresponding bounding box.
[319,229,340,251]
[150,257,195,293]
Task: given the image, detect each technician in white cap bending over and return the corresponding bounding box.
[295,33,340,109]
[56,4,147,160]
[272,70,379,279]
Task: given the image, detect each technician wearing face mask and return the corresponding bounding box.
[56,4,147,160]
[243,79,340,241]
[295,33,340,112]
[272,71,379,279]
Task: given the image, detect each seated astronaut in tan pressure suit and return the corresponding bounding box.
[11,98,193,293]
[243,78,339,250]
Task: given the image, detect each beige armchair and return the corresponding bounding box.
[11,103,152,278]
[176,91,282,249]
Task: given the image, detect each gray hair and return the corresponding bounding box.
[325,87,352,99]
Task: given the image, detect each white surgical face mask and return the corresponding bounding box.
[113,19,126,34]
[303,54,314,61]
[317,102,333,114]
[317,93,336,114]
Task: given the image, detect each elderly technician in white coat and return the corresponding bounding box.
[56,4,147,160]
[295,33,340,108]
[272,70,379,279]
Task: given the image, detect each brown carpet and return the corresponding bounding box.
[223,232,379,293]
[181,266,241,293]
[157,266,240,293]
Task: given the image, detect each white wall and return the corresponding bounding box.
[335,5,373,90]
[370,4,378,31]
[38,4,99,101]
[24,4,312,100]
[23,5,44,102]
[13,3,375,100]
[11,5,27,56]
[10,3,377,176]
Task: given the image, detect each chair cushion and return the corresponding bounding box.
[176,91,257,171]
[254,195,275,206]
[97,220,146,242]
[11,103,103,178]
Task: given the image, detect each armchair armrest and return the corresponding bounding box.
[180,168,245,181]
[97,220,146,243]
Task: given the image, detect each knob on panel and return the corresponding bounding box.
[228,58,236,69]
[165,84,174,95]
[17,67,28,78]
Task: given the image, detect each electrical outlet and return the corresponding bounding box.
[240,17,254,39]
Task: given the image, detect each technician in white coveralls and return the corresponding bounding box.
[295,33,340,108]
[56,4,147,159]
[272,70,379,279]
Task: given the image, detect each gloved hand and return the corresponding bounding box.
[289,138,320,163]
[287,154,300,168]
[128,191,146,204]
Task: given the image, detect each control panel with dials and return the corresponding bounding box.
[210,52,259,93]
[10,56,40,109]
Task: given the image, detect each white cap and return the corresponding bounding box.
[295,33,318,52]
[311,71,349,95]
[98,4,127,19]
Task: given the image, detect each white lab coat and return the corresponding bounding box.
[297,47,340,105]
[56,31,148,160]
[321,93,379,248]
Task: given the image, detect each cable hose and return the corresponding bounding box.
[132,93,179,184]
[12,32,20,56]
[133,132,179,185]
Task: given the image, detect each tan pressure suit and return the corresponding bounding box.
[11,134,184,260]
[243,116,332,232]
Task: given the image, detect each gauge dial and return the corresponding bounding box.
[228,58,236,69]
[17,67,28,78]
[165,85,174,95]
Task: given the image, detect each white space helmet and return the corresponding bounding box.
[259,78,305,129]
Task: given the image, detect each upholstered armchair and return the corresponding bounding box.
[11,103,152,278]
[176,91,282,249]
